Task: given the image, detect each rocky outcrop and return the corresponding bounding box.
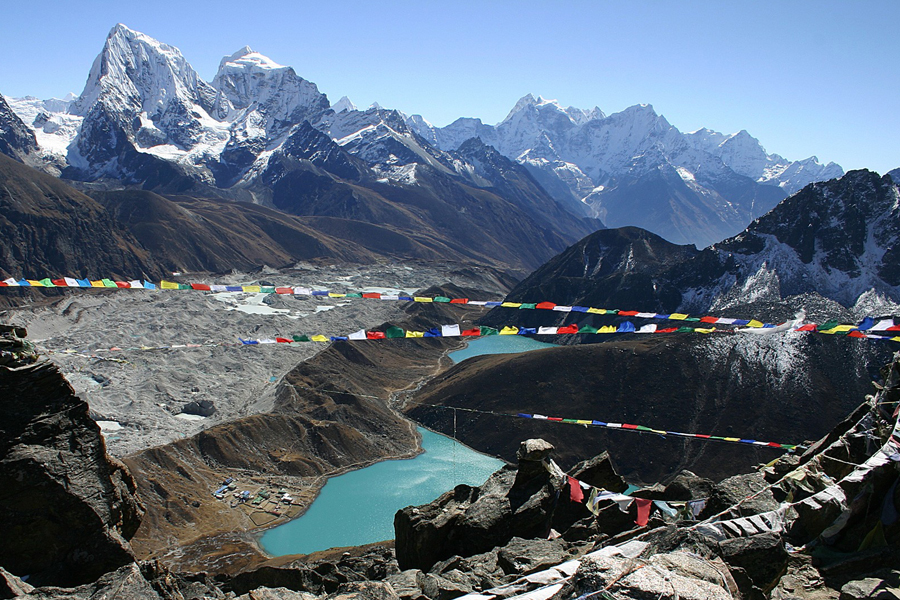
[0,331,144,587]
[394,440,627,572]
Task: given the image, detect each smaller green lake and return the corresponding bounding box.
[260,428,504,556]
[449,335,558,363]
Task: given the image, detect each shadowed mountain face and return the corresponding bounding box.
[0,153,164,280]
[0,94,38,162]
[406,334,883,483]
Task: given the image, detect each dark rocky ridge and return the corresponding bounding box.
[0,328,143,587]
[483,169,900,331]
[406,333,885,483]
[0,153,165,282]
[0,94,38,163]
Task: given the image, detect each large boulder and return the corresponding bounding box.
[394,439,559,571]
[557,552,734,600]
[0,358,144,587]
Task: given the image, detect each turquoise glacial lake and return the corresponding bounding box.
[260,427,504,556]
[448,334,558,363]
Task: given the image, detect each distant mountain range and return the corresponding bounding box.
[1,24,847,250]
[482,169,900,333]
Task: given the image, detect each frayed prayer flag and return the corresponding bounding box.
[568,476,584,503]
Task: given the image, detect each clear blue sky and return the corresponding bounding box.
[2,0,897,174]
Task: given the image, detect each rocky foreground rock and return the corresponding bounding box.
[0,322,898,598]
[0,326,143,587]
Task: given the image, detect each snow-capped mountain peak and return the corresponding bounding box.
[218,46,285,72]
[70,23,217,118]
[331,96,357,113]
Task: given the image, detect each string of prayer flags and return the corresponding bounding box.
[0,277,900,341]
[517,411,801,450]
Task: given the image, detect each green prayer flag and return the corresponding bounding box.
[385,326,406,339]
[519,303,537,310]
[292,335,311,342]
[346,293,362,298]
[260,287,275,294]
[684,317,701,322]
[433,296,451,303]
[578,325,599,334]
[178,283,191,290]
[39,278,54,287]
[819,320,840,330]
[675,326,694,333]
[102,279,118,288]
[479,326,499,336]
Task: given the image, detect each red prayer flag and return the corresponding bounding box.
[535,302,556,310]
[191,283,211,291]
[362,293,381,299]
[621,423,638,430]
[547,417,563,421]
[461,328,481,336]
[657,327,678,333]
[635,498,652,526]
[275,287,293,294]
[567,476,584,503]
[557,324,579,334]
[115,281,129,288]
[617,310,639,316]
[366,331,386,339]
[52,278,67,286]
[450,298,469,304]
[275,337,293,343]
[700,316,718,323]
[796,324,817,331]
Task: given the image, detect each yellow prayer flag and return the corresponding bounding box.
[598,326,617,333]
[501,302,522,308]
[576,420,593,425]
[311,335,329,342]
[695,328,716,334]
[405,331,425,338]
[587,307,607,314]
[242,286,261,293]
[413,296,433,303]
[499,326,519,335]
[160,281,179,290]
[26,280,44,287]
[822,324,854,333]
[669,313,689,320]
[90,280,105,287]
[746,320,764,328]
[328,292,346,298]
[723,437,740,442]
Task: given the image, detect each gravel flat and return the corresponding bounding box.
[1,261,509,456]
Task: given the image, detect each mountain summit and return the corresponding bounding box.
[6,24,845,251]
[409,96,843,247]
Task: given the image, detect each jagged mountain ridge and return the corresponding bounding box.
[409,94,843,247]
[1,24,597,272]
[485,169,900,327]
[5,24,842,253]
[0,94,38,163]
